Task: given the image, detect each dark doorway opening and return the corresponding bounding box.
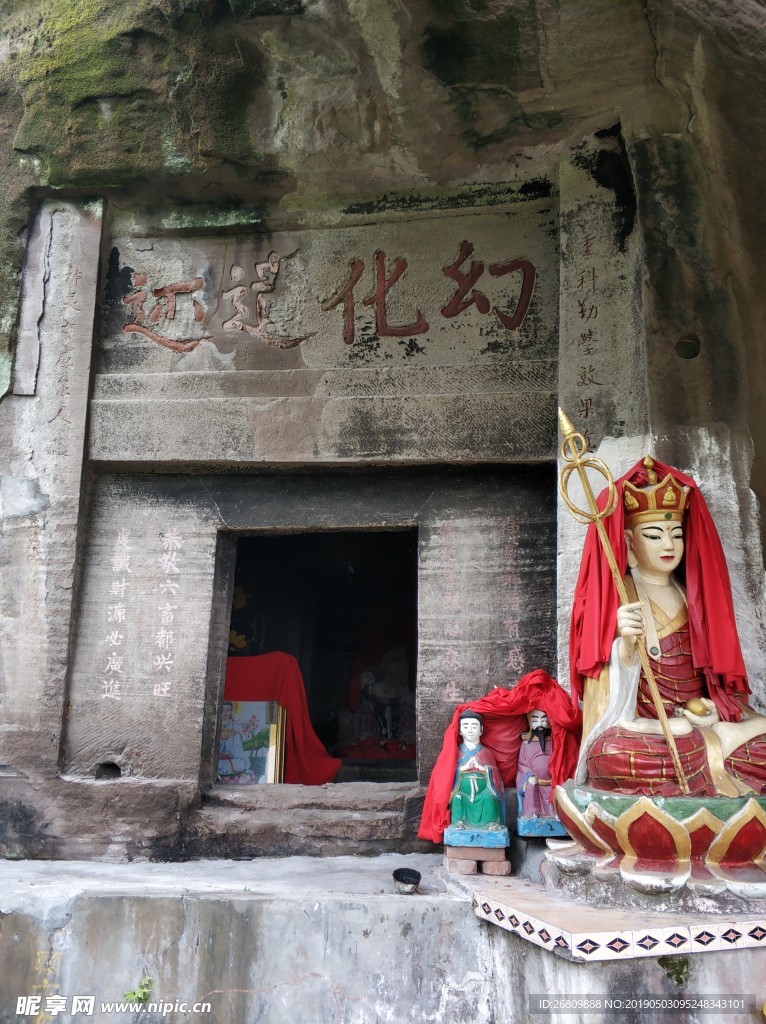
[227,529,418,782]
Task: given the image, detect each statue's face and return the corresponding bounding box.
[530,709,549,731]
[625,519,684,576]
[459,717,482,744]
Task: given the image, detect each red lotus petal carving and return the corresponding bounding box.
[627,811,682,871]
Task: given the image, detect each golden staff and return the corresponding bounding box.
[558,408,690,795]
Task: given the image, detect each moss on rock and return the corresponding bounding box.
[0,0,266,392]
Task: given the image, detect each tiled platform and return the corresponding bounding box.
[468,876,766,962]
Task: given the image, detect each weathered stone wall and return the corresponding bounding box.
[62,468,555,786]
[2,1,765,482]
[91,187,558,466]
[0,202,103,785]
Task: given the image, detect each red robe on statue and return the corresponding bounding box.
[418,670,581,843]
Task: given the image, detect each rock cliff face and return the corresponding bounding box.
[1,1,765,861]
[1,0,764,505]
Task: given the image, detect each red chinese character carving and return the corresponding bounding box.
[441,241,491,318]
[488,257,536,331]
[122,271,210,352]
[222,253,311,349]
[363,251,429,338]
[322,259,366,345]
[323,253,428,345]
[149,278,205,323]
[122,272,149,322]
[441,241,536,332]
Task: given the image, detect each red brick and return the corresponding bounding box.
[480,860,512,876]
[443,856,478,875]
[445,845,505,861]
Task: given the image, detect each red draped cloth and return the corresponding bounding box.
[225,653,341,785]
[418,670,581,843]
[569,457,749,721]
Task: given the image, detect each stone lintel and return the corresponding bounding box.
[88,392,557,466]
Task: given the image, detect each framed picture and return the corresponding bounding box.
[217,699,286,784]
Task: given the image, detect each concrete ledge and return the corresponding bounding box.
[2,856,764,1023]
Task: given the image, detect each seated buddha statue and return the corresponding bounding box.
[569,456,766,797]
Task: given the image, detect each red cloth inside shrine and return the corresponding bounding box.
[417,669,581,843]
[225,652,341,785]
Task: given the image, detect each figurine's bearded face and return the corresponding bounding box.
[529,710,549,732]
[625,519,684,576]
[459,717,482,744]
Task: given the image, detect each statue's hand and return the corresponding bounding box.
[617,601,644,664]
[528,775,537,787]
[617,602,645,641]
[678,697,720,728]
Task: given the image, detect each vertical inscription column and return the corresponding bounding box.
[557,136,649,685]
[63,479,220,781]
[100,530,133,703]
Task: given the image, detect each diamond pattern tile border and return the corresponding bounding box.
[471,887,766,964]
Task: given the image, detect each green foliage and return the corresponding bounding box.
[658,956,691,987]
[124,975,154,1003]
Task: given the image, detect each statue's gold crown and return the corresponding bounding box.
[623,456,691,525]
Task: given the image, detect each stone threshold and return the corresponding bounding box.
[204,780,420,811]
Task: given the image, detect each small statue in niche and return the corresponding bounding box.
[228,585,266,657]
[447,711,507,839]
[359,645,415,744]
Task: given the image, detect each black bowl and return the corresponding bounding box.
[393,868,421,893]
